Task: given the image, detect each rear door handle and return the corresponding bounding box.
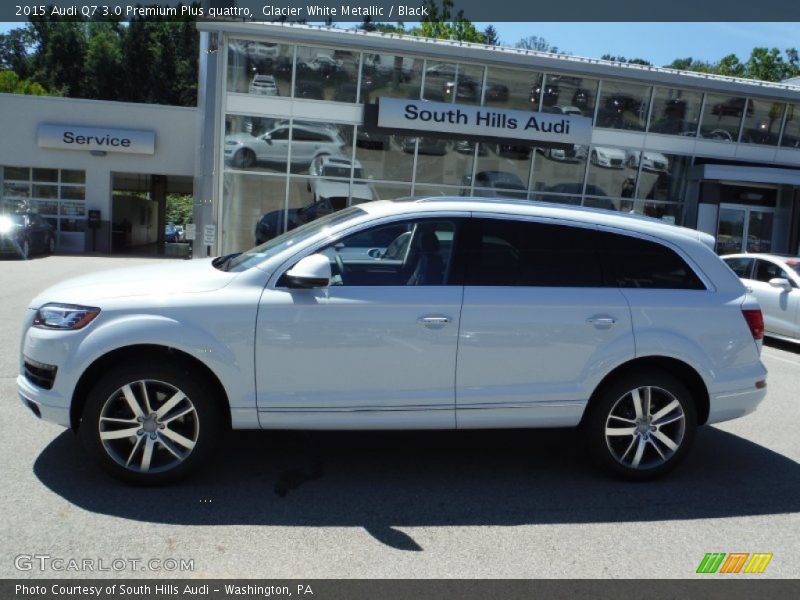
[418,315,450,329]
[587,316,618,329]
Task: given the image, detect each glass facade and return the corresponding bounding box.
[1,166,87,250]
[217,34,800,255]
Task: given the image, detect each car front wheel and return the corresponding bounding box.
[586,370,697,481]
[79,362,222,485]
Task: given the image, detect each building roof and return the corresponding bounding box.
[198,21,800,103]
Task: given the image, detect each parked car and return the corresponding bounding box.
[164,224,179,243]
[530,82,559,107]
[19,198,768,484]
[248,74,279,96]
[590,146,626,168]
[711,98,753,118]
[544,105,583,116]
[542,183,613,208]
[0,212,55,258]
[307,155,375,205]
[722,253,800,343]
[544,144,588,162]
[355,128,390,150]
[461,171,527,199]
[399,136,449,155]
[443,77,480,102]
[625,150,670,172]
[224,123,347,169]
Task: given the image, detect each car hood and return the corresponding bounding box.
[595,147,626,158]
[225,133,259,144]
[315,180,374,201]
[29,258,237,307]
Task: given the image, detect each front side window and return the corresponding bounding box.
[294,219,458,286]
[754,259,793,284]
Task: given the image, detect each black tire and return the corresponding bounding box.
[233,148,255,168]
[79,361,224,485]
[585,369,697,481]
[46,235,55,254]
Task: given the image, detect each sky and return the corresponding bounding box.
[0,21,797,67]
[474,22,799,66]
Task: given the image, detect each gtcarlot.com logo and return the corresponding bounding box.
[14,554,195,573]
[696,552,773,574]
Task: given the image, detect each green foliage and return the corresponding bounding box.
[0,69,49,95]
[515,36,562,54]
[665,48,800,82]
[601,54,652,66]
[1,7,199,106]
[166,194,194,226]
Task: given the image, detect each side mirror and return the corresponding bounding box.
[768,277,792,292]
[285,253,331,288]
[262,132,272,144]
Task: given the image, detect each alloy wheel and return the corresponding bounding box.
[604,385,686,470]
[98,379,199,474]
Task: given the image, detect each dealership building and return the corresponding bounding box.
[3,21,800,256]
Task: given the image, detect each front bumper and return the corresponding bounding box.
[17,373,71,428]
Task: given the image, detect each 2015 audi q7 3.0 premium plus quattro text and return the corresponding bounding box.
[18,199,768,484]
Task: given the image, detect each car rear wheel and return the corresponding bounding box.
[233,148,255,168]
[79,362,222,485]
[586,370,697,481]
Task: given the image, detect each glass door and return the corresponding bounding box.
[716,204,774,254]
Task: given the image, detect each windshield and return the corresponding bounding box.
[224,206,367,272]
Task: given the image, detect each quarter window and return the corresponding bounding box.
[598,231,705,289]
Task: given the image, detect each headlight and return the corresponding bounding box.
[33,303,101,330]
[0,216,14,235]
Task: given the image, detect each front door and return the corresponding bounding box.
[716,205,774,254]
[255,216,464,429]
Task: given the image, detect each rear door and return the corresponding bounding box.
[454,216,634,429]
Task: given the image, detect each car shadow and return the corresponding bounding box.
[764,338,800,354]
[34,427,800,551]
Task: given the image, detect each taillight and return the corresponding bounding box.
[742,309,764,340]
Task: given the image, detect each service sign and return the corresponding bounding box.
[37,124,156,155]
[376,97,592,146]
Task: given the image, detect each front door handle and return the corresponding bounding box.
[587,316,618,329]
[418,315,450,329]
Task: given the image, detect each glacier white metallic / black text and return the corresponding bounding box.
[18,199,768,483]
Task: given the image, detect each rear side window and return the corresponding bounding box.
[723,257,755,278]
[598,231,706,290]
[459,219,603,287]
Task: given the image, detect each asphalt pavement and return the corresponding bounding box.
[1,254,798,579]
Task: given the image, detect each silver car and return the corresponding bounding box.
[722,253,800,343]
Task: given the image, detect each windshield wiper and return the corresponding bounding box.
[212,253,241,272]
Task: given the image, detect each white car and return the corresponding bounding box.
[245,42,278,61]
[19,199,767,484]
[625,150,670,172]
[590,146,626,168]
[308,156,375,204]
[545,144,588,162]
[304,53,342,71]
[248,74,279,96]
[722,253,800,343]
[224,123,347,169]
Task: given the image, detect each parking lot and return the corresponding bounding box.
[1,254,798,579]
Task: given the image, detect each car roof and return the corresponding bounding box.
[357,198,714,247]
[722,253,800,262]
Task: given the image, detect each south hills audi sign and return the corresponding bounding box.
[369,97,593,146]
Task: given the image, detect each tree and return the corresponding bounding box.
[600,54,652,66]
[84,23,123,100]
[0,70,48,95]
[515,35,561,54]
[483,25,499,46]
[0,27,34,78]
[28,18,88,97]
[166,194,194,226]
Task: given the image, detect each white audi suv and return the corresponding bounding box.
[18,199,768,484]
